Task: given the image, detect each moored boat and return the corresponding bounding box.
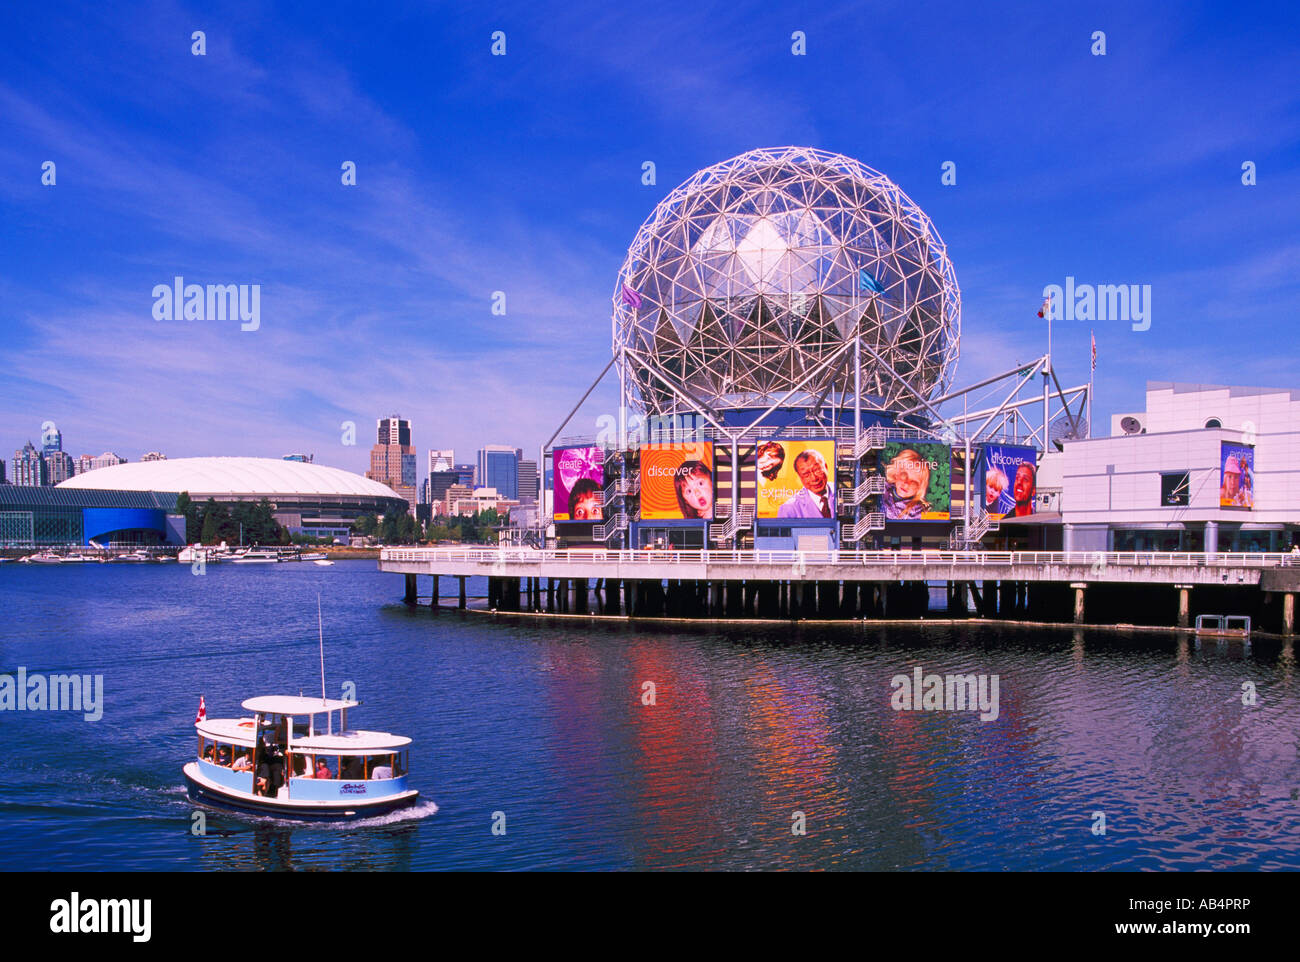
[232,549,280,564]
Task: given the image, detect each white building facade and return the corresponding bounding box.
[1061,382,1300,553]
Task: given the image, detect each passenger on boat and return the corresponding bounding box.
[205,745,217,763]
[232,751,253,772]
[256,739,285,795]
[370,757,394,780]
[292,755,312,779]
[314,759,333,779]
[340,756,364,780]
[215,745,231,767]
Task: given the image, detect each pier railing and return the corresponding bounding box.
[382,547,1295,570]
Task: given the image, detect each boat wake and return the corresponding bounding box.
[347,799,439,827]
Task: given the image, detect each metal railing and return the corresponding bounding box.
[841,513,886,543]
[592,512,629,543]
[949,509,999,548]
[382,547,1295,569]
[847,476,887,505]
[602,476,638,503]
[709,505,754,545]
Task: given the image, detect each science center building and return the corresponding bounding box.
[535,147,1298,556]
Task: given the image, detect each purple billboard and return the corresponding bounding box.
[552,446,605,522]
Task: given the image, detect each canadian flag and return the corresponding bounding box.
[1037,296,1052,319]
[195,695,206,723]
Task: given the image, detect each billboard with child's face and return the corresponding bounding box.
[880,441,951,521]
[1219,442,1254,509]
[755,440,836,520]
[639,443,714,520]
[980,444,1038,520]
[552,446,604,522]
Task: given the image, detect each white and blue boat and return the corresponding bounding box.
[184,694,419,820]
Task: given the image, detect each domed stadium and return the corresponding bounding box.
[613,146,960,418]
[59,457,408,541]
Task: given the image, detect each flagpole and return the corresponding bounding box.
[1089,330,1095,439]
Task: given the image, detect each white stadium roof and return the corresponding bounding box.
[58,457,404,500]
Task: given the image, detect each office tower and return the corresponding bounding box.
[73,454,94,475]
[41,425,63,458]
[367,414,417,514]
[12,442,46,486]
[90,452,127,471]
[44,451,75,485]
[453,463,475,488]
[377,416,411,447]
[427,449,454,477]
[477,445,518,500]
[517,458,538,504]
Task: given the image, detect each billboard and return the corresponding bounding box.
[979,444,1038,520]
[1219,442,1254,509]
[552,446,605,522]
[756,440,836,520]
[879,441,951,521]
[639,443,714,520]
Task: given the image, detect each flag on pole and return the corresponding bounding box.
[620,283,642,309]
[195,695,206,723]
[859,268,885,294]
[1090,331,1097,371]
[1037,295,1052,319]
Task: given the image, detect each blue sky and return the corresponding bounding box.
[2,0,1297,480]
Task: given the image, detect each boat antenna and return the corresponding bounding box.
[318,593,326,706]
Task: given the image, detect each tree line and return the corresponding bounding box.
[175,492,289,545]
[350,508,501,544]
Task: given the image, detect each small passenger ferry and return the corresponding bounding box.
[184,695,418,820]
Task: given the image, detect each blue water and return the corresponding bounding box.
[1,560,1298,870]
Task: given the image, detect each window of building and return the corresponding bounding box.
[1204,418,1222,428]
[1160,471,1190,506]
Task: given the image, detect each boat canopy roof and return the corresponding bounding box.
[195,717,263,747]
[289,730,412,754]
[241,695,359,715]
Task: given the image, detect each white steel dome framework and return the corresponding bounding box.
[613,146,960,419]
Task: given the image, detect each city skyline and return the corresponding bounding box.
[2,2,1297,478]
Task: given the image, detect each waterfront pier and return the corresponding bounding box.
[381,548,1300,634]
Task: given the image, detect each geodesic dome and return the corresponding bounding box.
[613,146,960,416]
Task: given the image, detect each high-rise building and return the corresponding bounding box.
[0,458,6,483]
[73,454,95,475]
[377,416,411,447]
[517,458,538,504]
[367,414,417,514]
[90,452,127,471]
[12,442,46,486]
[41,425,62,457]
[453,463,475,487]
[427,449,454,477]
[477,445,518,500]
[44,451,75,485]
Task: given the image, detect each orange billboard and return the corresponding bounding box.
[639,443,714,520]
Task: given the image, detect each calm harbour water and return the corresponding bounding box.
[0,560,1297,871]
